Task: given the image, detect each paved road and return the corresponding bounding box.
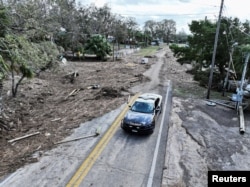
[0,47,172,187]
[4,45,250,187]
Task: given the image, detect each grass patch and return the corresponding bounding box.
[174,84,235,101]
[173,83,207,99]
[174,87,206,99]
[137,46,163,57]
[209,90,235,100]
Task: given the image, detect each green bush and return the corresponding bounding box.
[84,35,111,61]
[194,70,221,89]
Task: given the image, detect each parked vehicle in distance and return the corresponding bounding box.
[121,93,162,134]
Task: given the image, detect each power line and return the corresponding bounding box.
[115,12,218,17]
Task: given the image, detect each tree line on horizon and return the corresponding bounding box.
[0,0,178,98]
[2,0,249,99]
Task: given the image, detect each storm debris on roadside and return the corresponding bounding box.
[63,72,79,83]
[96,87,123,99]
[0,51,151,179]
[8,132,40,144]
[87,84,100,89]
[65,88,83,99]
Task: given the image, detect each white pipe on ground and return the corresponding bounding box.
[239,106,245,134]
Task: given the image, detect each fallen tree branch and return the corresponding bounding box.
[65,88,81,99]
[0,119,10,131]
[68,89,77,96]
[55,130,100,145]
[128,77,140,83]
[64,72,79,83]
[8,132,40,143]
[51,118,61,122]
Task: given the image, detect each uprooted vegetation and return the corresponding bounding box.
[0,54,153,179]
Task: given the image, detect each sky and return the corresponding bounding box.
[77,0,250,34]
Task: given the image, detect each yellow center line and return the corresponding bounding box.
[66,93,140,187]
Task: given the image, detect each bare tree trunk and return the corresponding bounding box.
[11,61,16,97]
[12,75,24,97]
[0,79,3,113]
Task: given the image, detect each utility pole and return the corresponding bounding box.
[237,53,250,109]
[222,42,238,96]
[206,0,224,99]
